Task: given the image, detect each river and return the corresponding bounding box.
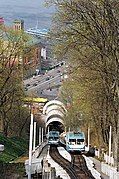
[0,0,54,29]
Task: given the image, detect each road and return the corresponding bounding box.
[24,66,66,100]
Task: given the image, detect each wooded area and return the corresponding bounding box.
[0,27,30,137]
[48,0,119,170]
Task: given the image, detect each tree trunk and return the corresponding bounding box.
[18,115,30,137]
[3,120,8,137]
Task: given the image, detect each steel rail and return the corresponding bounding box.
[49,145,78,179]
[72,154,95,179]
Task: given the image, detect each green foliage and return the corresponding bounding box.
[0,133,28,162]
[0,27,30,137]
[49,0,119,150]
[0,163,25,178]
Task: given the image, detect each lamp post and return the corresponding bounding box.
[42,128,44,143]
[88,127,90,151]
[108,126,112,164]
[28,112,34,179]
[33,122,36,151]
[39,127,41,145]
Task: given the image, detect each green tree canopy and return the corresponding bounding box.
[48,0,119,169]
[0,27,30,137]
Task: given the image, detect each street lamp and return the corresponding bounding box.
[28,110,34,179]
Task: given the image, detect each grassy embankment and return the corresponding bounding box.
[0,133,28,178]
[0,133,28,163]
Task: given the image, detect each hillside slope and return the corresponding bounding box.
[0,133,28,162]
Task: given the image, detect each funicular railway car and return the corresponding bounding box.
[65,131,86,153]
[48,131,60,145]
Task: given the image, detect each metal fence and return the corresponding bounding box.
[95,149,119,179]
[101,162,119,179]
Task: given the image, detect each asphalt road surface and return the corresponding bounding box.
[24,66,66,100]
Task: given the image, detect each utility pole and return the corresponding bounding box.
[28,113,34,179]
[33,122,36,151]
[108,126,112,164]
[42,128,44,143]
[117,118,119,171]
[88,127,90,151]
[114,118,119,171]
[39,127,41,145]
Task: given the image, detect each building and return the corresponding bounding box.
[23,36,42,77]
[41,47,46,60]
[12,19,43,77]
[1,19,43,77]
[13,19,24,31]
[0,17,4,25]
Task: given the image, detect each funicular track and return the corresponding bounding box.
[49,145,95,179]
[50,145,77,179]
[72,154,95,179]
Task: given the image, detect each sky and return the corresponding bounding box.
[0,0,54,29]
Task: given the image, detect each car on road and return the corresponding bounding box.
[33,83,37,86]
[45,76,50,81]
[24,87,28,91]
[33,75,36,79]
[26,83,30,87]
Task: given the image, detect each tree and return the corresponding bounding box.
[48,0,119,169]
[0,26,30,136]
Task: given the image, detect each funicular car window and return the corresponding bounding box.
[69,139,76,144]
[49,137,53,140]
[77,139,84,144]
[54,137,58,140]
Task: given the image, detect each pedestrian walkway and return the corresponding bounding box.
[89,157,109,179]
[46,152,70,179]
[58,147,101,179]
